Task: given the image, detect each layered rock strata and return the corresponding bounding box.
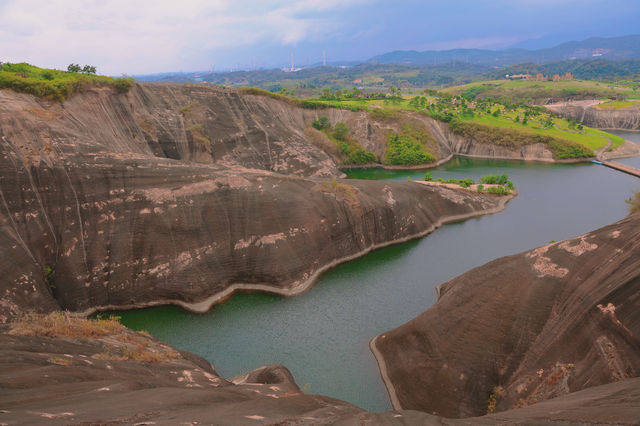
[372,214,640,418]
[0,85,512,321]
[547,100,640,131]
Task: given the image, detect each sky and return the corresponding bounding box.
[1,0,639,75]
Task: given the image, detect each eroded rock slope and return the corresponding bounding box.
[548,100,640,131]
[0,85,511,321]
[373,214,640,418]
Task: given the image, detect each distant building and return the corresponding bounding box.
[506,72,573,82]
[505,74,530,80]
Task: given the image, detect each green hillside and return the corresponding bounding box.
[0,62,133,101]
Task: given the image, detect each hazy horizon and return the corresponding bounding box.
[1,0,639,75]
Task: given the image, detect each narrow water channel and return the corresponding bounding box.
[114,131,640,412]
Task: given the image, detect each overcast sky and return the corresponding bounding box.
[1,0,639,75]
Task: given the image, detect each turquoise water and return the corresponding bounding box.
[113,133,640,412]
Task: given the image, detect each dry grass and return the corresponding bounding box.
[136,114,157,138]
[47,356,72,366]
[9,312,181,363]
[9,311,124,338]
[317,179,362,216]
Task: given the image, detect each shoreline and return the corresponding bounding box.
[75,191,515,318]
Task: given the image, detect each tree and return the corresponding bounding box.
[333,122,349,141]
[67,63,81,73]
[82,65,97,74]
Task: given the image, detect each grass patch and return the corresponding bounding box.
[9,311,182,363]
[10,311,124,338]
[444,79,636,104]
[238,86,366,111]
[369,108,403,121]
[0,62,133,102]
[449,119,594,159]
[596,100,636,110]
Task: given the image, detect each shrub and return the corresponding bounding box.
[487,186,511,195]
[424,171,433,181]
[312,116,330,130]
[333,122,349,141]
[480,174,510,185]
[477,184,484,192]
[383,134,436,165]
[339,142,377,165]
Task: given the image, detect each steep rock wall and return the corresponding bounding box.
[373,214,640,418]
[548,101,640,130]
[0,86,511,321]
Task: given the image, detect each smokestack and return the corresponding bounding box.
[322,50,326,66]
[290,51,294,72]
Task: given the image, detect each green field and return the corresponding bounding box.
[293,88,626,158]
[443,79,639,103]
[0,63,133,101]
[465,107,624,150]
[596,100,638,110]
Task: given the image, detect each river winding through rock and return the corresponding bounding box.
[112,130,640,412]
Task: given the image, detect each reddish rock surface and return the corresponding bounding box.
[373,214,640,418]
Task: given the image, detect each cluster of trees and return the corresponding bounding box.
[311,116,376,164]
[383,133,436,165]
[319,87,365,100]
[67,64,97,74]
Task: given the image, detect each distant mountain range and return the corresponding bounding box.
[367,35,640,67]
[135,35,640,88]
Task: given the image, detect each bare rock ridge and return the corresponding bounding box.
[372,213,640,419]
[3,325,640,425]
[0,83,511,321]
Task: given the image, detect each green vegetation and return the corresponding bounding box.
[487,386,504,414]
[437,177,474,188]
[596,100,636,110]
[486,186,512,195]
[339,141,377,165]
[444,79,639,104]
[480,174,514,189]
[312,116,331,130]
[383,134,436,165]
[333,122,349,141]
[0,62,133,101]
[310,119,377,165]
[422,172,514,194]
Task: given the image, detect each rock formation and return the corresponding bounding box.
[2,320,640,425]
[1,83,640,424]
[548,100,640,131]
[0,84,513,321]
[372,214,640,418]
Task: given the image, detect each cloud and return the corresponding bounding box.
[0,0,374,74]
